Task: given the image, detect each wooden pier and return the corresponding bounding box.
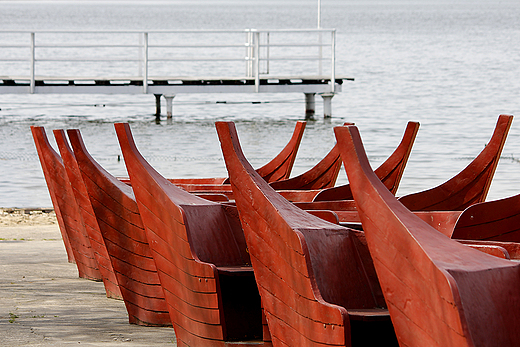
[0,29,352,118]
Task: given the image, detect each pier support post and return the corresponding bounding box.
[304,93,316,119]
[321,93,334,118]
[154,94,162,121]
[164,94,175,120]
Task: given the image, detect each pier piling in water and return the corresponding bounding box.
[154,94,162,121]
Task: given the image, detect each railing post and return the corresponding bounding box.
[143,32,148,94]
[138,33,143,77]
[254,31,260,93]
[266,32,270,75]
[30,32,35,94]
[245,30,252,77]
[330,29,336,93]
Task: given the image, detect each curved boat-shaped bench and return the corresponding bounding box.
[313,121,419,201]
[115,122,264,346]
[31,126,100,281]
[397,114,513,211]
[335,124,520,347]
[67,129,171,326]
[216,121,397,347]
[54,130,122,300]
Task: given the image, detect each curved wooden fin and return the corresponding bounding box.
[114,123,262,345]
[54,129,122,300]
[223,120,306,184]
[398,115,513,211]
[216,121,396,347]
[30,126,101,281]
[67,129,171,326]
[269,122,353,191]
[269,144,341,190]
[313,121,419,201]
[335,124,520,347]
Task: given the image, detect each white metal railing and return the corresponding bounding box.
[0,29,336,94]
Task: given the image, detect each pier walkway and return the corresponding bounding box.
[0,29,352,118]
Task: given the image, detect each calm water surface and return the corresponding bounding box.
[0,0,519,207]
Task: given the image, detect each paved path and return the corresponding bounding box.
[0,225,177,346]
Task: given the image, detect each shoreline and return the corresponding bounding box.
[0,208,57,229]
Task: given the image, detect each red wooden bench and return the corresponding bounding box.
[216,121,397,347]
[54,130,122,300]
[31,126,100,281]
[67,129,171,326]
[335,124,520,346]
[115,122,265,346]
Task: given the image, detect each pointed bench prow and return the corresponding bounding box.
[30,126,101,281]
[54,129,122,300]
[335,124,520,347]
[67,129,171,326]
[114,122,264,346]
[216,121,397,347]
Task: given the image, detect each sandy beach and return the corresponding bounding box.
[0,209,177,346]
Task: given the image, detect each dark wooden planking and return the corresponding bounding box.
[452,193,520,241]
[54,130,122,300]
[30,126,101,280]
[313,121,419,202]
[115,122,264,346]
[398,115,513,211]
[67,129,171,326]
[216,121,397,347]
[335,124,520,347]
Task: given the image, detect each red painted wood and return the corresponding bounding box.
[398,115,513,211]
[67,129,171,326]
[31,128,74,264]
[452,193,520,242]
[118,121,305,188]
[335,124,520,347]
[54,130,122,300]
[114,123,263,345]
[269,123,354,191]
[269,144,341,191]
[216,121,397,347]
[241,121,306,183]
[30,126,101,280]
[313,121,419,202]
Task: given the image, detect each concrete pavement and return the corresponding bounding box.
[0,225,177,346]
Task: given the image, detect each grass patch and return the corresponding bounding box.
[8,312,18,323]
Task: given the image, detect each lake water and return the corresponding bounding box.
[0,0,519,207]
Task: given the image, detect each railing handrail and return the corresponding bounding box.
[0,28,337,93]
